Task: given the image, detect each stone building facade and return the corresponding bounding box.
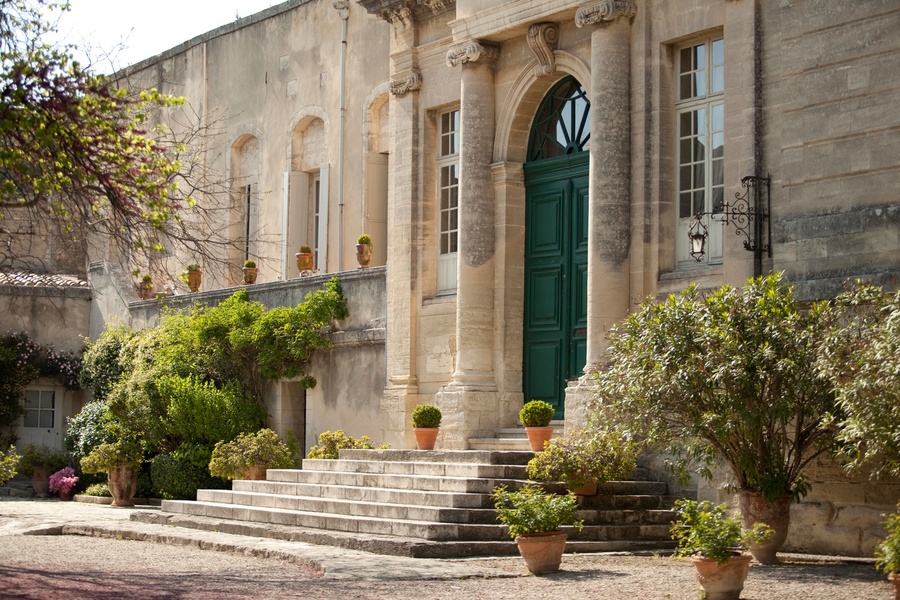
[3,0,896,555]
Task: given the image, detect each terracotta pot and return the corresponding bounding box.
[107,465,139,507]
[243,267,258,285]
[692,553,752,600]
[31,469,50,495]
[525,426,554,452]
[236,464,268,481]
[569,481,598,496]
[59,490,75,501]
[139,283,153,300]
[515,531,568,575]
[296,252,314,273]
[356,243,372,268]
[739,490,791,564]
[187,270,202,292]
[414,427,439,450]
[890,572,900,600]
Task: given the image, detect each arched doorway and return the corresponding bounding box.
[523,76,590,419]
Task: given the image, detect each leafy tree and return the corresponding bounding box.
[819,283,900,478]
[590,273,836,502]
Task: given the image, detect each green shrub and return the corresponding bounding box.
[209,429,298,480]
[243,259,256,268]
[150,453,228,500]
[519,400,555,427]
[526,428,637,490]
[160,376,265,447]
[671,499,773,565]
[19,444,69,476]
[876,504,900,575]
[65,401,113,462]
[307,430,387,460]
[357,233,371,245]
[412,404,442,428]
[299,245,312,253]
[83,482,110,497]
[80,440,142,473]
[0,446,19,485]
[493,484,583,539]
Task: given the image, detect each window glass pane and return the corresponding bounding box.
[449,232,458,253]
[693,138,705,162]
[712,186,724,212]
[712,159,724,186]
[24,391,38,409]
[712,134,724,158]
[693,72,706,97]
[40,411,53,428]
[679,112,692,135]
[693,190,705,216]
[679,166,692,191]
[680,192,693,218]
[680,137,692,162]
[694,45,705,72]
[40,392,54,409]
[712,39,724,66]
[693,164,706,188]
[696,108,706,135]
[679,47,692,74]
[712,66,724,95]
[24,411,38,427]
[712,104,724,132]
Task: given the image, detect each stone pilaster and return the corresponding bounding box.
[435,39,499,449]
[567,1,635,426]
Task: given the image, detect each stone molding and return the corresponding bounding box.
[526,23,559,76]
[446,40,500,68]
[575,0,637,27]
[358,0,454,26]
[389,72,423,96]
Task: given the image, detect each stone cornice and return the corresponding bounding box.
[575,0,637,27]
[527,22,559,76]
[389,71,423,96]
[446,40,500,68]
[358,0,455,25]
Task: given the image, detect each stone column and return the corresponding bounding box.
[379,8,421,449]
[566,1,635,427]
[435,40,499,449]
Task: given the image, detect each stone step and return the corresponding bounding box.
[588,494,682,511]
[588,509,676,526]
[296,459,528,480]
[131,511,676,559]
[336,449,536,465]
[264,468,523,494]
[196,489,501,523]
[467,438,531,451]
[231,479,497,507]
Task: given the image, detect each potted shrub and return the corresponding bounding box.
[48,466,79,500]
[671,499,772,600]
[184,263,202,292]
[356,233,372,268]
[519,400,555,452]
[19,444,68,495]
[306,429,390,459]
[242,259,258,284]
[591,274,838,563]
[296,245,314,273]
[139,274,153,300]
[493,484,583,575]
[80,439,143,507]
[208,429,298,481]
[876,504,900,600]
[411,403,442,450]
[526,428,637,495]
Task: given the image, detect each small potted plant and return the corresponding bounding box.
[493,484,583,575]
[519,400,555,452]
[48,466,79,500]
[356,233,372,268]
[183,263,202,292]
[296,245,314,273]
[80,439,143,507]
[411,403,442,450]
[139,274,153,300]
[527,428,637,495]
[876,503,900,600]
[242,259,258,284]
[19,444,68,496]
[671,499,773,600]
[208,429,298,481]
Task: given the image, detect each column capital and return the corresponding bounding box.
[390,71,423,96]
[446,40,499,68]
[575,0,637,28]
[527,22,559,77]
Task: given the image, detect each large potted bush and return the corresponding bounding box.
[876,504,900,600]
[671,499,772,600]
[526,428,636,495]
[296,245,314,273]
[208,429,298,480]
[493,484,583,575]
[519,400,555,452]
[356,234,372,268]
[411,403,441,450]
[80,439,143,507]
[591,273,836,564]
[19,444,68,495]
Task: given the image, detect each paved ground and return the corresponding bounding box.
[0,498,892,599]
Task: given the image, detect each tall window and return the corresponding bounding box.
[312,175,324,270]
[23,390,54,428]
[437,109,459,294]
[676,37,725,265]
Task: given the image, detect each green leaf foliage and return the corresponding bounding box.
[876,505,900,575]
[64,400,113,462]
[18,443,68,476]
[526,428,637,490]
[411,404,442,428]
[150,452,228,500]
[671,499,773,564]
[208,428,298,480]
[492,484,584,539]
[519,400,555,427]
[79,325,135,403]
[0,446,19,485]
[306,429,387,460]
[590,273,835,501]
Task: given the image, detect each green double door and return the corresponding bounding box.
[523,152,589,419]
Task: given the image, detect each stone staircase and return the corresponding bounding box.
[467,421,565,450]
[143,449,680,558]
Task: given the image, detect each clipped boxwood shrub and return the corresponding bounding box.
[412,404,441,429]
[150,453,227,500]
[519,400,555,427]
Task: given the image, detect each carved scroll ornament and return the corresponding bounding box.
[575,0,637,27]
[390,72,423,96]
[527,23,559,76]
[446,40,500,68]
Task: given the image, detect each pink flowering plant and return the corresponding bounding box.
[48,466,79,497]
